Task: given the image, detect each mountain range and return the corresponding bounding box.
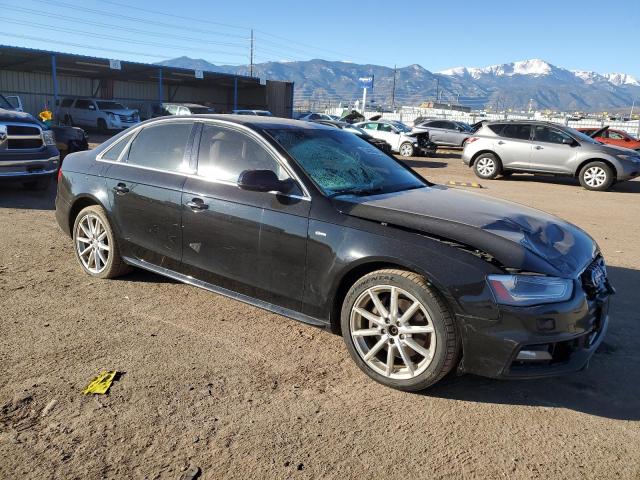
[159,57,640,112]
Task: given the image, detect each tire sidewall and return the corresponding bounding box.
[579,162,613,191]
[340,271,452,391]
[72,206,117,279]
[473,153,501,179]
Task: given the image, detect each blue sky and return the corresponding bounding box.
[1,0,639,77]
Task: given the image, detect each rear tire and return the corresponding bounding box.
[579,161,614,191]
[473,153,502,179]
[341,269,460,391]
[399,142,414,157]
[72,205,132,279]
[97,118,108,133]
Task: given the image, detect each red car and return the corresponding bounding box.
[578,126,640,151]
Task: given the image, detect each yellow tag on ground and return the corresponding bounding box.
[82,371,117,395]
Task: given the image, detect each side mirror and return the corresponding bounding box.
[561,137,575,145]
[624,138,630,142]
[238,169,286,193]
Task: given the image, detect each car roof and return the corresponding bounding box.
[140,114,333,131]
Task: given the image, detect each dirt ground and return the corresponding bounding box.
[1,150,639,479]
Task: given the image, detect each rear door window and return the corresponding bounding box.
[102,134,133,161]
[126,122,194,172]
[60,99,73,108]
[501,124,532,140]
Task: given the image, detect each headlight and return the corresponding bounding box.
[107,113,116,121]
[487,274,573,306]
[42,130,56,146]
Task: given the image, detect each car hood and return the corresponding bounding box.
[336,185,597,277]
[0,108,37,123]
[598,143,640,155]
[103,109,138,115]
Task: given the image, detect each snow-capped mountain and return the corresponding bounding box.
[439,59,640,89]
[160,56,640,111]
[604,73,640,86]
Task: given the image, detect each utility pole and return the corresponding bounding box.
[249,29,254,77]
[392,65,397,111]
[435,78,440,103]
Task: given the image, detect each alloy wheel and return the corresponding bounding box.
[75,214,110,274]
[349,285,436,380]
[583,166,607,188]
[399,143,413,157]
[476,157,496,176]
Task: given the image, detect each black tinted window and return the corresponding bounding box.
[429,121,448,129]
[501,124,531,140]
[533,126,573,144]
[60,99,73,107]
[487,124,505,134]
[197,124,288,182]
[126,122,193,172]
[102,134,132,161]
[75,100,92,110]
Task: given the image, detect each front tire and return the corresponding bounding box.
[97,118,108,133]
[473,153,502,179]
[398,142,414,157]
[579,161,614,191]
[341,269,459,391]
[72,205,131,279]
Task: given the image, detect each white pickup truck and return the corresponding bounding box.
[56,97,140,131]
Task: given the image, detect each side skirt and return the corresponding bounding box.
[123,256,329,329]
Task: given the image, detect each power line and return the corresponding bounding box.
[2,17,249,62]
[0,4,248,49]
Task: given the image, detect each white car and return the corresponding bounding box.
[56,98,140,131]
[355,119,427,157]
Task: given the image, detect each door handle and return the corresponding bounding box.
[534,145,543,150]
[186,198,209,211]
[497,140,505,145]
[113,183,129,194]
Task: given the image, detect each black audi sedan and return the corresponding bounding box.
[55,115,612,391]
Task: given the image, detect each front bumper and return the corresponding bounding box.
[0,153,60,178]
[107,117,140,130]
[457,289,610,379]
[617,161,640,181]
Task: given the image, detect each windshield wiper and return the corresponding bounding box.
[327,186,385,198]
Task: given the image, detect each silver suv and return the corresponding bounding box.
[462,120,640,191]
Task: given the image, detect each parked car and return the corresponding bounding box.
[153,103,216,117]
[463,120,640,191]
[412,119,473,147]
[56,98,140,131]
[296,112,336,121]
[0,93,60,189]
[312,119,393,154]
[55,115,612,391]
[577,127,640,152]
[50,124,89,160]
[232,109,273,116]
[355,119,430,157]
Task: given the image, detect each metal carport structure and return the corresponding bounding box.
[0,45,294,119]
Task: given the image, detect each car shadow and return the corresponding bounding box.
[399,159,448,169]
[421,265,640,420]
[119,268,180,284]
[501,174,640,193]
[0,181,56,210]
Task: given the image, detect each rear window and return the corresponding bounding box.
[500,124,531,140]
[126,122,193,172]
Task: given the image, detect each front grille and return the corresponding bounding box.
[2,123,44,150]
[118,114,135,122]
[7,125,40,136]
